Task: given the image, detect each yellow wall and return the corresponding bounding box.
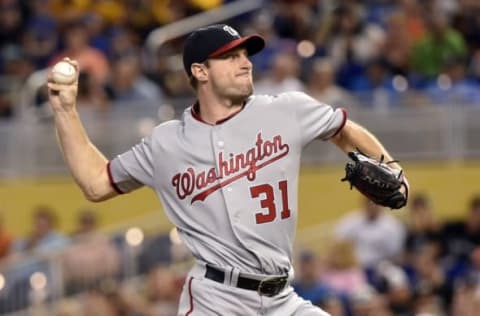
[0,178,162,237]
[1,161,479,237]
[297,161,480,228]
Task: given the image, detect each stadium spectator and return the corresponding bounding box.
[468,48,480,83]
[412,285,446,316]
[306,57,356,109]
[373,261,413,315]
[254,52,304,95]
[54,298,83,316]
[82,12,111,56]
[326,3,386,90]
[464,245,480,286]
[141,39,193,98]
[104,51,163,104]
[107,26,140,61]
[62,209,120,295]
[292,250,338,309]
[380,10,413,77]
[137,232,173,274]
[22,0,59,69]
[451,1,480,52]
[350,284,393,316]
[72,208,97,235]
[144,265,183,315]
[0,1,27,48]
[81,289,118,316]
[404,193,443,260]
[3,206,70,312]
[272,0,320,40]
[348,58,402,109]
[450,247,480,316]
[1,45,34,82]
[75,71,110,109]
[86,274,182,316]
[320,239,368,298]
[0,45,34,118]
[317,296,345,316]
[410,10,467,79]
[397,0,426,42]
[49,19,110,85]
[425,56,480,106]
[14,205,70,254]
[406,243,448,312]
[247,12,297,78]
[0,86,15,119]
[451,278,480,316]
[442,195,480,284]
[122,1,158,38]
[99,281,153,316]
[335,198,406,269]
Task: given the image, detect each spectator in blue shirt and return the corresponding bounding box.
[425,57,480,106]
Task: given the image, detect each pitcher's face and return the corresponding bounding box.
[207,48,254,102]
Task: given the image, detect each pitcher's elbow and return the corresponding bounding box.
[82,186,108,202]
[84,191,102,202]
[85,194,103,202]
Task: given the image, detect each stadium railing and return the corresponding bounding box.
[1,100,480,177]
[0,216,192,315]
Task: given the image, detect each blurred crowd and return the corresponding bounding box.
[2,0,480,120]
[0,193,480,315]
[0,206,191,315]
[293,193,480,316]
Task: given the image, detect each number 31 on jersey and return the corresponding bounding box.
[250,180,291,224]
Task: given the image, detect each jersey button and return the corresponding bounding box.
[227,187,233,192]
[217,141,224,148]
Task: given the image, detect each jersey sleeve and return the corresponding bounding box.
[284,91,347,146]
[107,135,154,193]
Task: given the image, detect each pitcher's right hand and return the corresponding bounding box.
[47,58,79,113]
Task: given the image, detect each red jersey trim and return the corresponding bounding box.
[190,101,245,125]
[329,108,348,139]
[190,102,210,125]
[185,277,194,316]
[106,161,124,194]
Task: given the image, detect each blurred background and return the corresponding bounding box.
[1,0,480,315]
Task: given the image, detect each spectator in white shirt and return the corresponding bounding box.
[306,57,356,109]
[334,198,406,268]
[254,52,304,95]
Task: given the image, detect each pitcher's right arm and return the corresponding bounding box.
[47,58,117,202]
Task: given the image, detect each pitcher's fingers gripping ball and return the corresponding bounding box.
[51,59,77,84]
[47,57,79,112]
[341,151,409,209]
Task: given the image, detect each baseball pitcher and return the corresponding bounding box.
[47,24,408,315]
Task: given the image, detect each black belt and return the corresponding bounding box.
[205,265,288,297]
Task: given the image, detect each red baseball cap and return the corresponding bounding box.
[183,24,265,76]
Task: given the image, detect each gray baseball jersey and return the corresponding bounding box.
[108,91,346,276]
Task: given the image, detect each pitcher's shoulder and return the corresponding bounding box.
[151,119,182,135]
[252,91,314,107]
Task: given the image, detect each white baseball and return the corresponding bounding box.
[52,61,77,84]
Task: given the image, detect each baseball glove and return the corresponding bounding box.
[341,151,408,209]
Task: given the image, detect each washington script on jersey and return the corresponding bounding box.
[172,132,290,204]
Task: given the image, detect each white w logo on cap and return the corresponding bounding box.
[223,25,239,37]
